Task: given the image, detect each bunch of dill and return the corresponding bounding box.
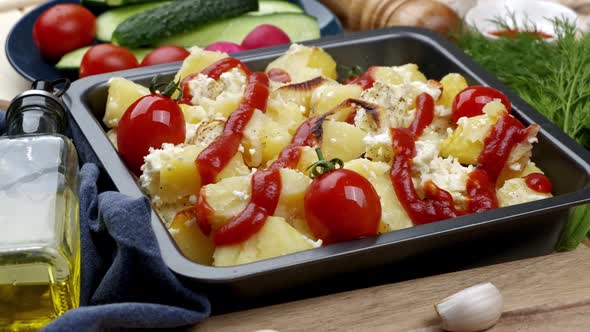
[457,20,590,251]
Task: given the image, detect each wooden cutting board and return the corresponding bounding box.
[193,248,590,331]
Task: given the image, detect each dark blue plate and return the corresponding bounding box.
[6,0,343,82]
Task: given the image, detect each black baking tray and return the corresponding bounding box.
[65,27,590,313]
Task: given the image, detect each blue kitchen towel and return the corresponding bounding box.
[42,164,211,331]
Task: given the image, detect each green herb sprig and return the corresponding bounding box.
[458,19,590,251]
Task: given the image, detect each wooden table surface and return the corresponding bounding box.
[2,2,590,331]
[195,248,590,332]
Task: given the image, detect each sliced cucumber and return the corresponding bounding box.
[97,0,302,42]
[81,0,166,8]
[96,2,169,42]
[55,46,153,70]
[112,0,259,48]
[253,0,304,16]
[156,13,320,47]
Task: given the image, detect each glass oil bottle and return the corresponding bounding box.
[0,79,80,331]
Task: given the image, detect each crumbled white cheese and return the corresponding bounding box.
[232,190,250,201]
[139,143,188,206]
[528,137,538,144]
[363,131,391,146]
[509,163,522,171]
[188,74,222,105]
[408,81,442,101]
[415,156,475,203]
[168,228,180,236]
[435,105,452,117]
[249,148,256,156]
[303,236,323,248]
[185,123,199,144]
[188,195,197,204]
[238,144,245,153]
[188,68,246,116]
[330,138,337,143]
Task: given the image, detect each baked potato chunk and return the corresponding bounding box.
[104,77,149,128]
[344,158,412,232]
[213,216,319,267]
[440,100,506,164]
[265,44,337,83]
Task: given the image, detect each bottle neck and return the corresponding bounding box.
[7,107,63,136]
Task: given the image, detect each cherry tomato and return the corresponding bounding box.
[451,86,511,124]
[140,46,190,67]
[33,4,96,61]
[304,168,381,244]
[79,44,138,78]
[117,81,186,175]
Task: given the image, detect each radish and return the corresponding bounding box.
[205,41,245,54]
[241,24,291,50]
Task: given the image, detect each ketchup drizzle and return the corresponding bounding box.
[345,67,376,90]
[198,109,320,244]
[179,58,252,104]
[465,168,498,213]
[196,72,269,186]
[389,128,459,225]
[408,93,435,137]
[477,114,528,182]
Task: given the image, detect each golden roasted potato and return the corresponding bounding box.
[440,100,506,164]
[372,64,428,85]
[497,177,552,207]
[344,158,413,232]
[310,84,363,116]
[174,48,227,82]
[202,174,251,230]
[104,77,149,128]
[321,120,366,162]
[265,44,337,83]
[274,168,312,222]
[438,73,468,109]
[169,208,214,265]
[266,99,307,135]
[213,216,318,266]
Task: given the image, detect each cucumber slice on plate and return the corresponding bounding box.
[252,0,304,16]
[55,46,152,70]
[96,0,302,42]
[112,0,259,47]
[156,13,320,47]
[96,2,170,42]
[81,0,166,7]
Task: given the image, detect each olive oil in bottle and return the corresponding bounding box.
[0,79,80,331]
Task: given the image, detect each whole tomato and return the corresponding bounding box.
[140,46,190,67]
[117,77,186,175]
[33,4,96,61]
[304,149,382,244]
[79,44,138,78]
[451,86,511,124]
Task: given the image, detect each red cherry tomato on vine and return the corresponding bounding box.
[117,79,186,175]
[80,44,138,78]
[33,4,96,61]
[451,86,511,124]
[304,163,381,244]
[140,46,190,67]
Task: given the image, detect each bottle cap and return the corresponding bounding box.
[6,78,71,134]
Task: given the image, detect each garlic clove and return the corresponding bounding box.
[435,282,503,332]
